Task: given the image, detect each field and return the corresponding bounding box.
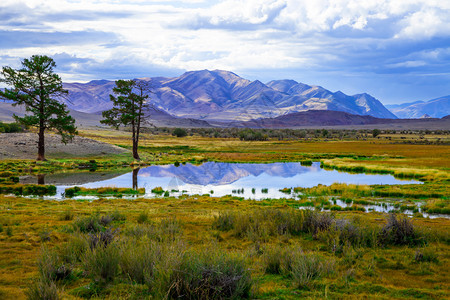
[0,128,449,299]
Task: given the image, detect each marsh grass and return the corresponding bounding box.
[25,278,60,300]
[82,241,120,284]
[65,186,145,197]
[38,246,72,282]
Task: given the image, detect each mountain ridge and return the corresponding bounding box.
[387,96,450,119]
[62,70,398,121]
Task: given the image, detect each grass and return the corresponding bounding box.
[0,130,448,298]
[64,186,145,197]
[0,195,449,299]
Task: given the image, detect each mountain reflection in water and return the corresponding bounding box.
[54,162,421,200]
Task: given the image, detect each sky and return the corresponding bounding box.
[0,0,449,104]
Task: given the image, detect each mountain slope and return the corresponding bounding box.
[237,110,450,129]
[388,96,450,118]
[61,70,397,121]
[0,103,212,128]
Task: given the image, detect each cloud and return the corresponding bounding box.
[0,30,119,49]
[0,0,449,103]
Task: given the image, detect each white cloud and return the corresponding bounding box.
[0,0,449,102]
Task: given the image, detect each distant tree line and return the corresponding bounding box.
[140,127,449,144]
[0,122,24,133]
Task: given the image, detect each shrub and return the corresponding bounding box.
[372,129,381,138]
[172,128,187,137]
[302,210,334,236]
[379,214,423,246]
[239,129,268,141]
[39,228,52,242]
[262,245,301,275]
[167,248,252,299]
[151,186,164,195]
[88,228,119,249]
[72,214,103,233]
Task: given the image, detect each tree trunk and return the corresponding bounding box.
[37,174,45,185]
[132,122,140,161]
[37,126,46,161]
[132,168,140,190]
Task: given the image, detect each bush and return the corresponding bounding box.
[88,228,119,249]
[372,129,381,138]
[167,248,252,299]
[59,233,89,264]
[72,214,103,233]
[379,214,423,246]
[172,128,187,137]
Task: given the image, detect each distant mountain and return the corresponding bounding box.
[0,102,212,128]
[235,110,450,129]
[62,70,397,121]
[387,96,450,119]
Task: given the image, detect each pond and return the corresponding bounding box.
[25,161,421,200]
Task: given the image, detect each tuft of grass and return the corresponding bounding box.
[290,253,335,289]
[137,211,149,224]
[38,246,72,282]
[60,208,74,221]
[25,278,60,300]
[82,241,120,284]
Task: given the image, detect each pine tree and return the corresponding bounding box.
[0,55,77,161]
[101,79,150,160]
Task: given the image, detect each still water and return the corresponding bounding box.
[48,162,420,200]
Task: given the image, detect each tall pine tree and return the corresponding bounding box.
[0,55,77,161]
[101,79,150,160]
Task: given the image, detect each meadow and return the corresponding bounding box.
[0,128,449,299]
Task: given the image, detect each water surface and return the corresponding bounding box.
[48,162,420,200]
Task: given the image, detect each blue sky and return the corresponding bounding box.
[1,0,449,104]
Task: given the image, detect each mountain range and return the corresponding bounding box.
[385,96,450,119]
[62,70,398,121]
[237,110,450,130]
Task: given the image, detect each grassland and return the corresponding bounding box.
[0,128,449,299]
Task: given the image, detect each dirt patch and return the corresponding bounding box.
[0,132,129,160]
